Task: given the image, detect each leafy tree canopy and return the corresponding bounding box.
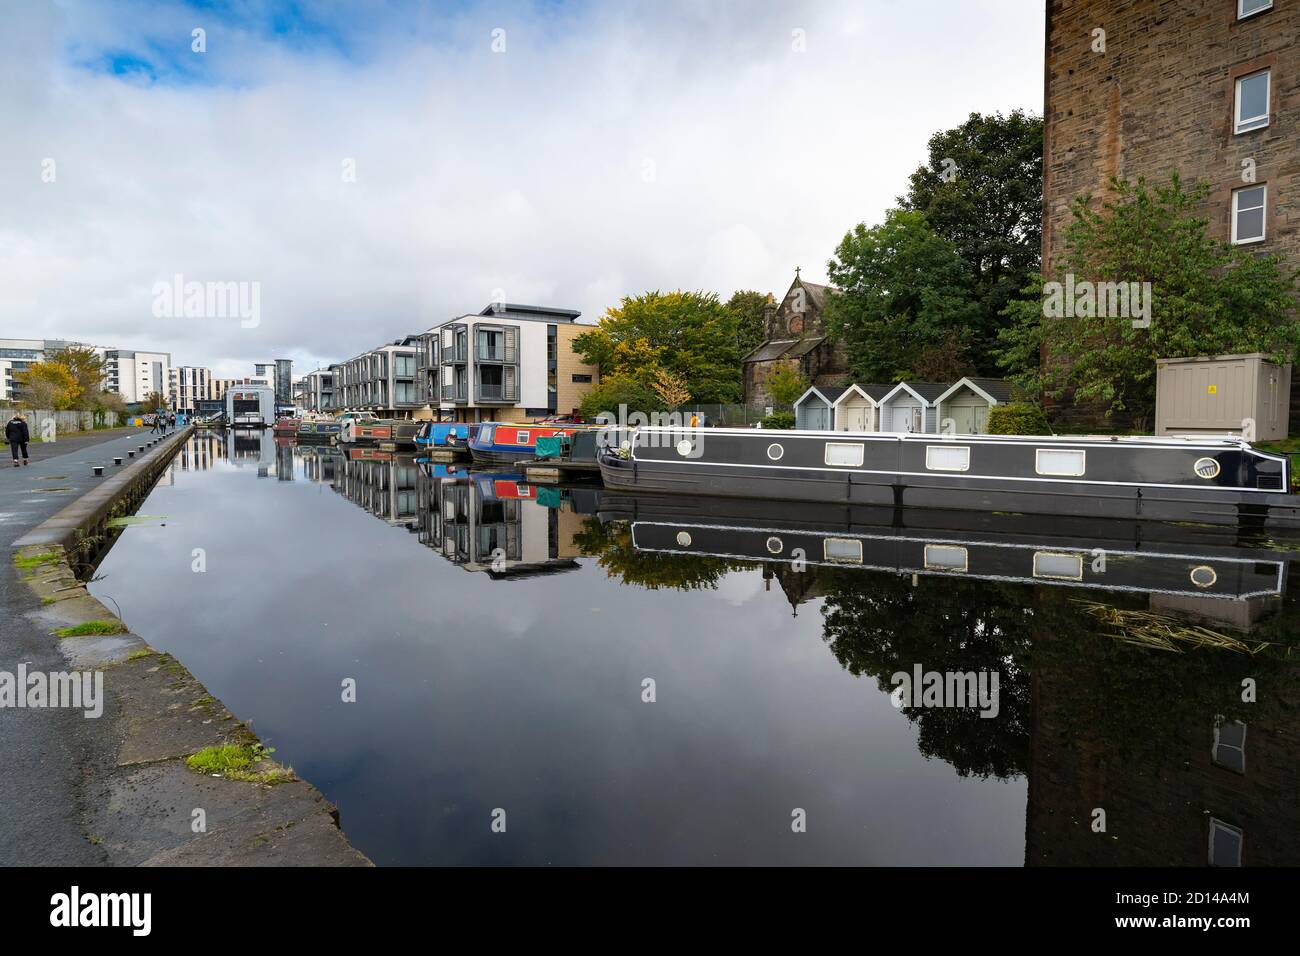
[725,289,769,357]
[825,209,981,383]
[899,110,1044,372]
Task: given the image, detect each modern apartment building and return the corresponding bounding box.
[334,336,422,417]
[416,303,599,423]
[102,349,172,404]
[300,368,336,411]
[169,366,222,414]
[1044,0,1297,279]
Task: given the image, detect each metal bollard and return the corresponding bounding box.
[128,450,136,458]
[92,466,104,477]
[114,457,123,466]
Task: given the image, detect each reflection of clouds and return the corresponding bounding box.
[92,460,1027,866]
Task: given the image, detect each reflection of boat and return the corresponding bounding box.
[414,422,472,448]
[599,427,1298,528]
[597,492,1290,601]
[467,422,593,465]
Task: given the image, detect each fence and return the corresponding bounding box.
[0,407,125,440]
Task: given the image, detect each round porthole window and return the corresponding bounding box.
[766,536,784,555]
[676,440,693,457]
[1194,457,1221,480]
[767,443,785,461]
[676,531,693,547]
[1190,565,1217,589]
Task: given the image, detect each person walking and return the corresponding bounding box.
[6,412,30,467]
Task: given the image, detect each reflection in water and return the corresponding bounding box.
[92,434,1300,866]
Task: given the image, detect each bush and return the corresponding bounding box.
[761,411,795,429]
[987,403,1049,435]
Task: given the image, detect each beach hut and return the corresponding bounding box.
[877,382,948,433]
[793,385,847,430]
[830,383,893,432]
[935,378,1013,434]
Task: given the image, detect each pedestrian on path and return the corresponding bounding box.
[6,412,30,467]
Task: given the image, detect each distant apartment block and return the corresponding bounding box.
[334,337,421,417]
[169,366,222,414]
[300,368,336,411]
[101,349,172,404]
[0,338,92,402]
[416,303,599,423]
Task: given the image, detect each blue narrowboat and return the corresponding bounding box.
[415,422,473,448]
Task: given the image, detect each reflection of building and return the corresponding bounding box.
[417,467,586,576]
[333,453,420,526]
[175,433,223,472]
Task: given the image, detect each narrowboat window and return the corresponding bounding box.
[516,430,530,443]
[823,538,863,563]
[924,544,968,572]
[1212,718,1246,774]
[1190,565,1218,588]
[1208,819,1243,867]
[765,536,784,555]
[676,531,692,547]
[1033,551,1084,580]
[825,442,864,467]
[1035,448,1086,477]
[767,443,785,461]
[925,446,970,472]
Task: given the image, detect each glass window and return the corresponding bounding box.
[1033,552,1084,580]
[1233,185,1267,244]
[823,538,863,563]
[925,446,970,472]
[1238,0,1273,18]
[1036,448,1086,477]
[1208,818,1243,867]
[924,545,968,571]
[1235,70,1270,133]
[825,442,864,467]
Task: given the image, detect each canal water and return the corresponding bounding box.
[90,432,1300,866]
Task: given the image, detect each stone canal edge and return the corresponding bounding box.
[10,427,371,866]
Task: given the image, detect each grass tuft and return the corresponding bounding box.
[55,620,125,638]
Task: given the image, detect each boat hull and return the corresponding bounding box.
[598,428,1298,529]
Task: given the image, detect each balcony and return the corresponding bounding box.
[475,381,518,403]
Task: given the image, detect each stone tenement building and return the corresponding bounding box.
[1044,0,1297,279]
[742,270,851,408]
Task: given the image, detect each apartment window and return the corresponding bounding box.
[1234,70,1270,133]
[1212,718,1246,773]
[1238,0,1273,18]
[394,355,415,377]
[477,328,505,361]
[1232,185,1267,244]
[572,373,593,384]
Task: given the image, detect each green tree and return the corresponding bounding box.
[825,209,981,382]
[764,362,808,405]
[572,291,742,406]
[725,289,769,356]
[1000,174,1300,426]
[55,346,110,410]
[899,110,1043,372]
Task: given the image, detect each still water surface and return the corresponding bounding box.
[90,432,1300,865]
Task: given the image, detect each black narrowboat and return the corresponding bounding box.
[598,427,1298,527]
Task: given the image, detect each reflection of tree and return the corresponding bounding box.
[818,569,1034,780]
[574,518,750,591]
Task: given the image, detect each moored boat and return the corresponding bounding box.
[339,418,421,447]
[297,419,343,442]
[466,421,596,465]
[598,426,1297,528]
[414,422,472,448]
[273,417,301,435]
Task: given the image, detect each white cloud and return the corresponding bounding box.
[1,1,1044,377]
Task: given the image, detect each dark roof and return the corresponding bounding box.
[857,383,894,401]
[785,336,826,358]
[744,339,799,363]
[477,303,582,322]
[962,378,1014,403]
[887,382,950,403]
[798,280,829,312]
[795,384,848,406]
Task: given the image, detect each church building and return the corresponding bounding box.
[741,269,851,408]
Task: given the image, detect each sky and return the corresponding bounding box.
[1,0,1045,378]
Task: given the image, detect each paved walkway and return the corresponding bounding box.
[0,427,166,864]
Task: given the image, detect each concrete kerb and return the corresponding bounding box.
[10,426,371,866]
